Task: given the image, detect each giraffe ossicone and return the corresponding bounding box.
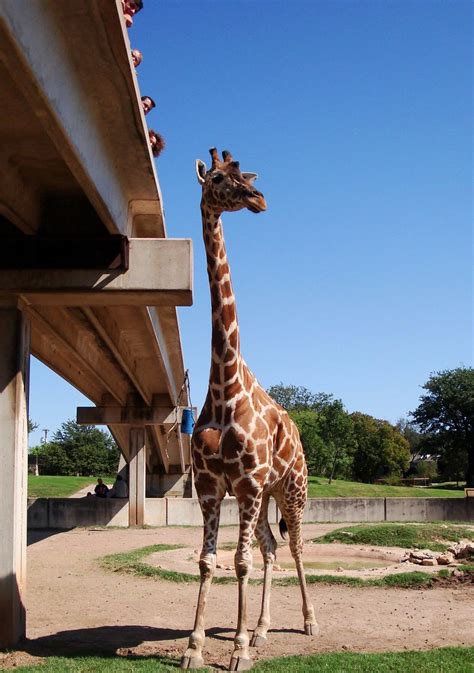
[181,148,318,672]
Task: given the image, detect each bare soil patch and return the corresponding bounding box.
[2,524,473,670]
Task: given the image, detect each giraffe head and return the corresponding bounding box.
[196,148,267,215]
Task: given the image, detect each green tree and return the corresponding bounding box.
[351,413,410,482]
[28,418,39,434]
[268,384,354,480]
[35,420,120,476]
[395,417,425,468]
[411,367,474,487]
[318,400,355,483]
[290,409,327,475]
[36,441,73,475]
[267,383,332,412]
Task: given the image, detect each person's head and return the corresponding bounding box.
[131,48,143,68]
[141,95,156,115]
[116,474,123,481]
[97,478,103,485]
[148,130,165,158]
[122,0,143,27]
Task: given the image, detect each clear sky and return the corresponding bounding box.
[29,0,472,446]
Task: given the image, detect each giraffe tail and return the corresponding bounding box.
[279,517,288,540]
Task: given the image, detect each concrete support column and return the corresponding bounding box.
[0,304,30,647]
[128,427,146,527]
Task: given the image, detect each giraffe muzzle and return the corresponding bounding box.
[246,192,267,213]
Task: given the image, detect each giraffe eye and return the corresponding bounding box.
[212,174,224,184]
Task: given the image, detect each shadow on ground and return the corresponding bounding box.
[27,529,72,546]
[19,624,237,657]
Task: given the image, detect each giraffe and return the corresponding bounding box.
[181,148,318,671]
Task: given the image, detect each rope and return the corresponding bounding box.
[164,369,193,449]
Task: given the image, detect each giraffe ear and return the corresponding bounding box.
[196,160,207,185]
[242,172,258,184]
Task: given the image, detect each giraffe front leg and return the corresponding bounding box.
[250,497,276,648]
[229,550,253,671]
[181,492,223,670]
[229,492,262,671]
[180,550,215,669]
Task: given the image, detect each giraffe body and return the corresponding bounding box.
[181,149,317,671]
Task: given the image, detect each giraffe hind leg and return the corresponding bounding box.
[284,509,319,636]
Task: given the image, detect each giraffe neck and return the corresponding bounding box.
[201,203,241,388]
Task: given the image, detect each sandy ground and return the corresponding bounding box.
[2,524,473,670]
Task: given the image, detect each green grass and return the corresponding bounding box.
[313,523,474,551]
[253,647,474,673]
[307,476,466,498]
[27,476,111,498]
[98,545,463,589]
[29,475,467,499]
[99,545,236,585]
[10,655,191,673]
[10,647,474,673]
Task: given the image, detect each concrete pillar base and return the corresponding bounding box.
[147,469,194,498]
[0,306,30,648]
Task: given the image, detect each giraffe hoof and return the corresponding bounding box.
[304,621,319,636]
[181,654,205,669]
[250,633,267,647]
[229,655,253,671]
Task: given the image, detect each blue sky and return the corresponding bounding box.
[29,0,472,446]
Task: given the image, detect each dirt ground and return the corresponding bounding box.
[2,524,473,670]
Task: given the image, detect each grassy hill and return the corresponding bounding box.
[27,475,109,498]
[307,476,465,498]
[28,475,465,499]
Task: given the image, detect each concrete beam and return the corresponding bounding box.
[145,308,181,403]
[77,405,182,426]
[0,155,41,235]
[0,239,193,307]
[0,304,30,647]
[30,307,130,405]
[149,425,170,474]
[82,307,151,405]
[0,237,129,271]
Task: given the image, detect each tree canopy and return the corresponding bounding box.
[32,420,120,476]
[350,413,410,482]
[268,384,412,483]
[411,367,474,487]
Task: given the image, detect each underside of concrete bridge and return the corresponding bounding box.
[0,0,194,647]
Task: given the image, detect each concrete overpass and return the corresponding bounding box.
[0,0,194,647]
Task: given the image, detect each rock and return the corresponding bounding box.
[437,553,455,566]
[336,566,344,572]
[410,550,435,561]
[448,541,474,558]
[421,559,437,566]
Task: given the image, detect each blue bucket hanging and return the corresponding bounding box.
[181,407,195,434]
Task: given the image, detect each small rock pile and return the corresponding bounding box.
[401,540,474,567]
